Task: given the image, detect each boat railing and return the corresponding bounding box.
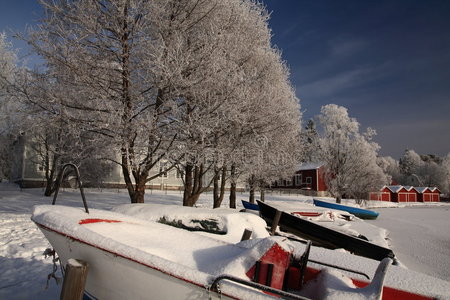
[52,163,89,214]
[209,275,310,300]
[276,235,371,280]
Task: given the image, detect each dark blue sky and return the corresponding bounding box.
[1,0,449,158]
[262,0,450,158]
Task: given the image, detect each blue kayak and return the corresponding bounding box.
[241,200,259,211]
[313,199,379,220]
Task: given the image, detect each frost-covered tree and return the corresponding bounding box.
[344,131,390,203]
[22,0,255,203]
[0,33,23,180]
[398,150,448,190]
[377,156,399,184]
[442,154,450,194]
[317,104,388,203]
[384,150,450,194]
[224,46,301,204]
[161,0,301,207]
[25,117,113,196]
[21,0,302,204]
[416,161,447,190]
[300,119,320,163]
[399,149,424,177]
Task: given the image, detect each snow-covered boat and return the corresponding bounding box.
[32,205,309,299]
[32,204,447,300]
[242,200,260,211]
[243,200,352,222]
[313,199,379,220]
[257,200,393,261]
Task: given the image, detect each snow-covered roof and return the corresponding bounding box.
[297,162,324,171]
[385,185,404,193]
[414,187,429,194]
[428,187,441,193]
[385,185,440,194]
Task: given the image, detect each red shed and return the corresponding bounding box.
[403,186,418,202]
[429,187,441,202]
[384,185,403,202]
[369,186,392,201]
[385,185,417,202]
[415,187,441,202]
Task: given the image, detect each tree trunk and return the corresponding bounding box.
[132,176,146,203]
[248,174,256,203]
[249,186,255,203]
[213,166,227,208]
[229,182,236,208]
[336,195,342,204]
[260,188,265,202]
[183,164,203,207]
[219,166,226,204]
[119,3,137,204]
[121,149,136,202]
[213,166,220,208]
[229,165,236,208]
[43,153,59,196]
[44,185,53,197]
[183,164,193,206]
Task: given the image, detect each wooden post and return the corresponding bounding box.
[60,259,89,300]
[270,210,282,235]
[240,229,253,241]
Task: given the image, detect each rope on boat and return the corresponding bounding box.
[43,248,62,289]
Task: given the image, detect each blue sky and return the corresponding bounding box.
[262,0,450,158]
[1,0,449,158]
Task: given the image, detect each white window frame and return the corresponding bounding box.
[295,174,302,186]
[159,161,168,178]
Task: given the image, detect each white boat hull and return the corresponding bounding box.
[39,226,234,300]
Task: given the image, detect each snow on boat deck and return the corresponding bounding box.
[31,205,288,287]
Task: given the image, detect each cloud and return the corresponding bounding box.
[297,64,383,99]
[329,38,368,58]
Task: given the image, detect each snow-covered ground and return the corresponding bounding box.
[1,183,449,299]
[367,206,450,281]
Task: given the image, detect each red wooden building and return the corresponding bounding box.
[383,186,417,202]
[371,185,440,202]
[271,163,327,195]
[369,186,392,201]
[399,186,418,202]
[415,187,441,202]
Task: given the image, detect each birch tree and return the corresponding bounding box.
[24,0,228,203]
[22,0,302,204]
[162,0,302,206]
[317,104,388,203]
[399,149,424,177]
[442,154,450,194]
[377,156,400,183]
[300,119,320,163]
[0,33,23,180]
[398,150,448,190]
